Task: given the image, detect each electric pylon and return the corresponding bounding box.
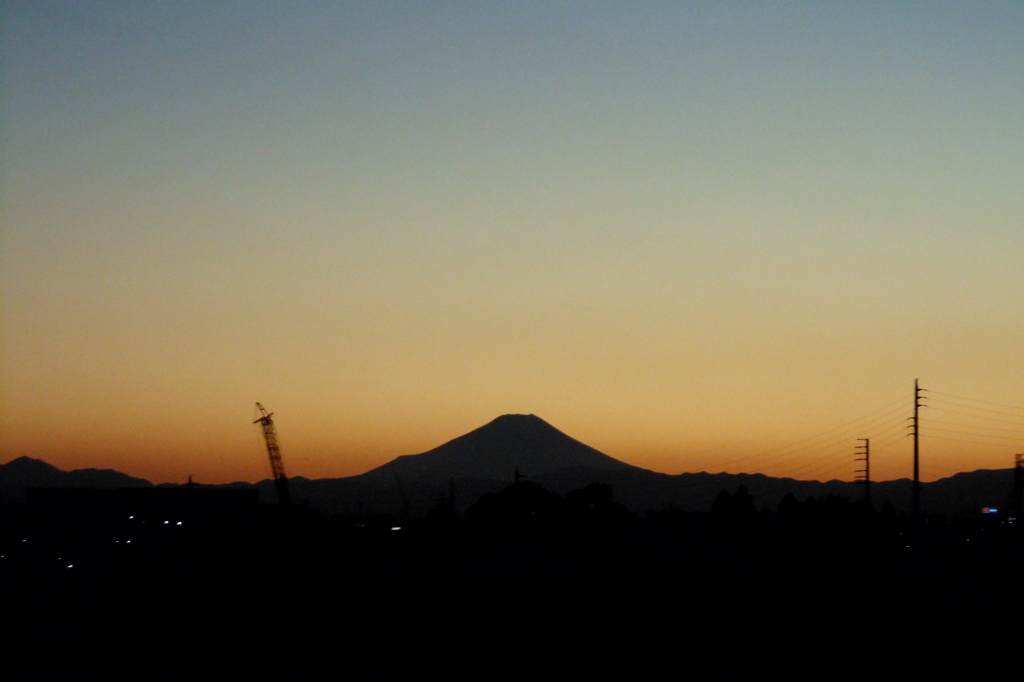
[254,402,291,506]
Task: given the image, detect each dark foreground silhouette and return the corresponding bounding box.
[1,483,1021,679]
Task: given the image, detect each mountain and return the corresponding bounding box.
[0,456,152,503]
[281,416,1019,517]
[2,416,1018,517]
[355,414,634,487]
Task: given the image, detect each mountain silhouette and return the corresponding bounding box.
[2,419,1018,517]
[0,456,152,503]
[354,414,635,487]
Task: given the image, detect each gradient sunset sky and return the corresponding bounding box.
[2,2,1022,485]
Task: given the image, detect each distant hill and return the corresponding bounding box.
[2,415,1018,517]
[0,456,152,503]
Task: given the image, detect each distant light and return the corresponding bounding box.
[126,541,131,544]
[982,507,998,514]
[391,526,401,531]
[129,516,134,519]
[164,520,169,524]
[67,565,73,569]
[176,522,182,526]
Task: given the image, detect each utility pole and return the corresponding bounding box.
[393,472,409,521]
[910,380,925,520]
[855,438,870,505]
[1013,454,1023,521]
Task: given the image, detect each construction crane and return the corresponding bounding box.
[254,403,291,506]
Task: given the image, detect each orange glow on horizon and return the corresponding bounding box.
[3,4,1022,487]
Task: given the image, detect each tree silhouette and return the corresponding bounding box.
[712,486,756,523]
[466,480,563,527]
[565,482,630,524]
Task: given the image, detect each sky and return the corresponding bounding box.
[2,1,1023,485]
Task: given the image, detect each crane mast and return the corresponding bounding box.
[254,402,291,506]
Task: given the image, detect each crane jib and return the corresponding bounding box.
[255,402,292,506]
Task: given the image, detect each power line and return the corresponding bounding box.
[922,427,1024,443]
[682,386,1020,485]
[866,418,915,441]
[752,410,912,481]
[925,396,1024,418]
[922,418,1024,435]
[773,446,851,476]
[926,434,1017,448]
[717,396,912,463]
[871,433,910,450]
[927,390,1024,414]
[713,400,912,471]
[785,455,857,481]
[752,411,912,473]
[926,405,1024,428]
[659,390,909,468]
[772,435,881,480]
